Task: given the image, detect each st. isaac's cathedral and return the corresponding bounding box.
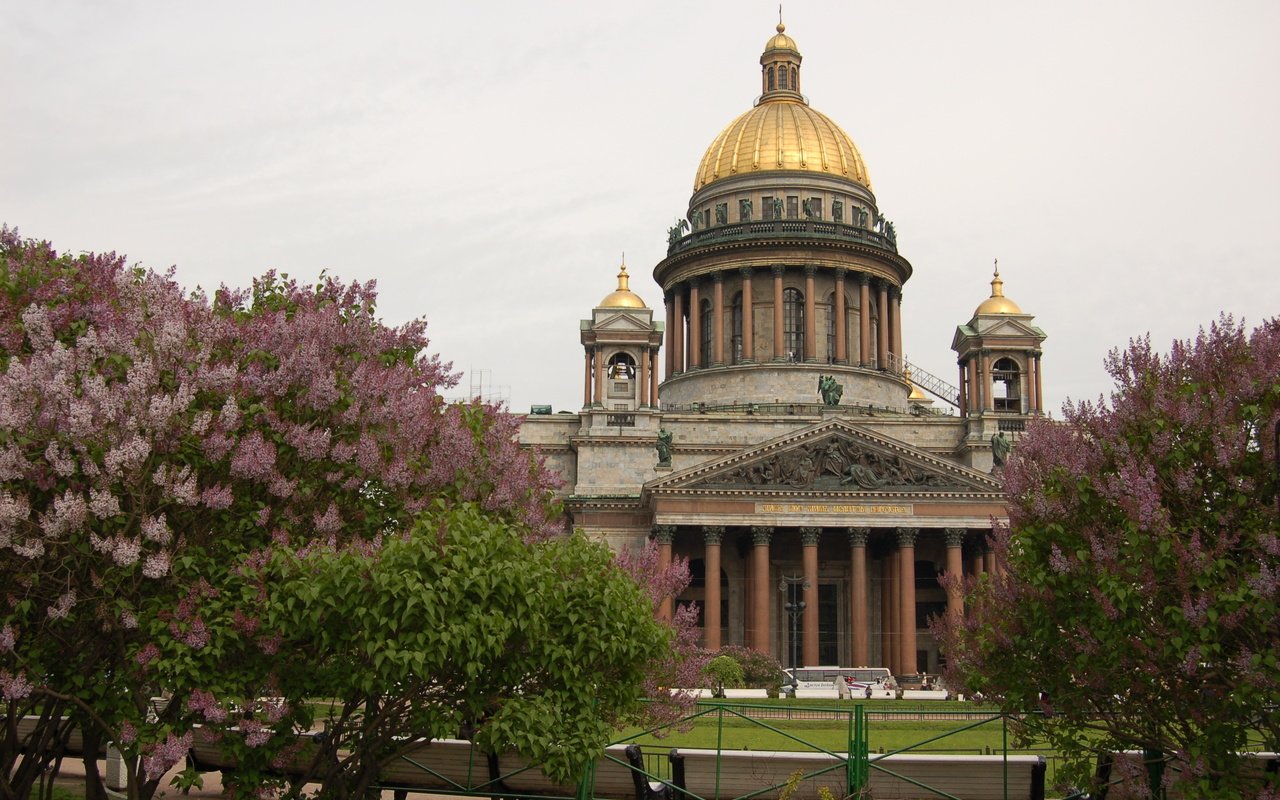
[519,22,1047,678]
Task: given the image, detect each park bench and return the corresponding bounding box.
[12,715,106,758]
[378,738,666,800]
[187,725,335,783]
[1091,750,1278,798]
[669,748,1046,800]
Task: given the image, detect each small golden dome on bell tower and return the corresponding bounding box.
[599,260,648,309]
[974,259,1023,315]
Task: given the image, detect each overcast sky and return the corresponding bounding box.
[4,1,1277,415]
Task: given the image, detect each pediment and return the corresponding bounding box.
[976,317,1042,338]
[594,312,653,332]
[648,418,1001,496]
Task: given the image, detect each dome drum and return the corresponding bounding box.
[660,363,911,410]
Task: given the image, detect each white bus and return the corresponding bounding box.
[783,666,892,693]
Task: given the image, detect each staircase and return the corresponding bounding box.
[886,353,960,408]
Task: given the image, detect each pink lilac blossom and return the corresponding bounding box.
[0,624,14,652]
[142,551,170,579]
[47,590,76,619]
[142,731,192,781]
[240,719,271,748]
[0,670,33,700]
[135,643,160,667]
[88,487,121,518]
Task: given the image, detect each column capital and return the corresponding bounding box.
[799,526,821,546]
[651,525,676,545]
[847,526,870,547]
[771,264,786,278]
[834,267,847,281]
[702,525,725,545]
[803,264,818,278]
[751,525,773,546]
[944,527,967,548]
[739,266,754,279]
[858,272,871,286]
[712,270,724,284]
[895,527,919,548]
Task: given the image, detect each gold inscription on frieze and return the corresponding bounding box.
[756,503,912,515]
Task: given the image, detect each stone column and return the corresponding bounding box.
[984,540,997,575]
[965,357,977,413]
[772,266,785,361]
[593,347,605,408]
[712,272,725,366]
[639,346,650,408]
[740,267,755,363]
[688,280,702,370]
[751,526,773,653]
[957,359,968,419]
[890,288,903,363]
[803,265,817,362]
[897,527,918,675]
[800,526,820,666]
[971,544,985,576]
[883,549,898,674]
[834,269,847,364]
[981,349,994,412]
[672,288,685,374]
[848,527,870,666]
[703,526,724,651]
[876,280,889,369]
[944,528,966,624]
[653,525,675,622]
[583,348,593,408]
[650,350,660,409]
[1029,350,1039,414]
[664,293,675,378]
[858,274,871,367]
[1025,350,1037,414]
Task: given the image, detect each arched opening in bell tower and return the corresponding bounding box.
[992,357,1022,412]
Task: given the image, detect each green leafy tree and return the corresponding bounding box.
[937,317,1280,797]
[703,656,744,698]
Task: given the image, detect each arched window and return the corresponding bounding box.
[783,288,804,361]
[992,357,1022,412]
[699,299,713,367]
[767,66,775,91]
[791,66,798,91]
[778,65,788,90]
[731,292,744,364]
[607,352,635,380]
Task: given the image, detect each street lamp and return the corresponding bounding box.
[778,574,810,694]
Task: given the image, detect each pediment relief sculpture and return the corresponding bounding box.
[706,435,967,491]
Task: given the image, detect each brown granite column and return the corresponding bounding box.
[740,267,755,363]
[848,527,870,666]
[712,272,725,366]
[649,350,659,409]
[800,527,820,666]
[981,349,994,412]
[583,348,593,408]
[884,549,898,673]
[890,288,903,363]
[664,293,675,378]
[1034,352,1044,416]
[834,269,847,364]
[593,347,605,408]
[803,265,817,362]
[984,538,997,575]
[968,356,981,414]
[957,359,968,418]
[640,340,650,404]
[858,274,871,367]
[751,526,773,653]
[971,544,985,576]
[688,280,702,370]
[772,266,785,361]
[1025,350,1037,414]
[876,280,889,369]
[654,525,675,622]
[897,527,918,675]
[672,288,685,374]
[703,526,724,650]
[944,528,966,625]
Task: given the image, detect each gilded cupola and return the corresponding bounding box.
[598,262,647,309]
[974,261,1023,316]
[693,22,871,192]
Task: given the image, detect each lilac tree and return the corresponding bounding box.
[0,228,563,799]
[937,317,1280,797]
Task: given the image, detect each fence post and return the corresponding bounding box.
[851,705,868,796]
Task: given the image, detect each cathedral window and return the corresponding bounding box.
[826,294,837,363]
[992,357,1022,412]
[783,288,804,361]
[762,196,775,221]
[778,65,788,90]
[786,196,799,219]
[791,66,798,91]
[767,66,775,91]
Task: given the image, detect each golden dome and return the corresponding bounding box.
[974,261,1023,315]
[694,24,870,191]
[765,22,798,53]
[599,263,647,309]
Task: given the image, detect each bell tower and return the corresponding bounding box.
[951,262,1047,471]
[581,261,663,421]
